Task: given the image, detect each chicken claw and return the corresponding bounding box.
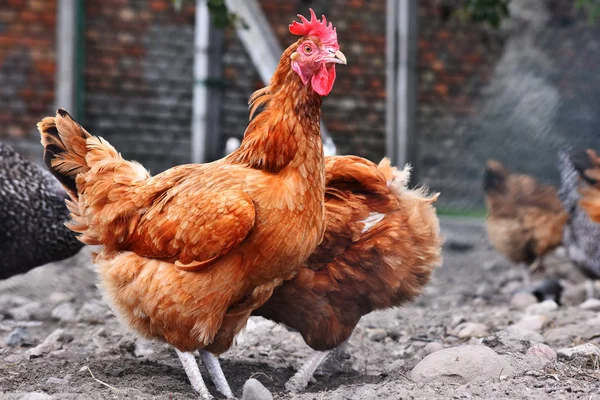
[199,350,235,398]
[176,349,213,399]
[285,350,332,393]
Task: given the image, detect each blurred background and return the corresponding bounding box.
[2,0,600,212]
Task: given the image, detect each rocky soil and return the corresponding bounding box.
[1,218,599,399]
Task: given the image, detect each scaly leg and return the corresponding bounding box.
[199,350,234,398]
[286,350,332,393]
[176,349,213,399]
[587,280,595,299]
[315,341,352,376]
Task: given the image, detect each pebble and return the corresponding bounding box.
[8,302,41,321]
[579,298,600,311]
[78,301,108,323]
[511,315,548,332]
[423,342,444,355]
[133,339,155,358]
[451,322,489,338]
[410,345,514,383]
[525,300,558,315]
[527,343,557,363]
[483,328,543,353]
[557,343,600,359]
[243,378,273,400]
[17,393,53,400]
[46,376,69,385]
[510,292,538,309]
[449,315,466,329]
[51,302,77,322]
[366,328,387,342]
[5,327,31,347]
[27,329,67,359]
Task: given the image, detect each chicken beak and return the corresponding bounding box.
[324,50,347,65]
[331,50,347,65]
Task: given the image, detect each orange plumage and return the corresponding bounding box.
[254,156,442,351]
[36,38,336,357]
[571,149,600,223]
[483,160,568,280]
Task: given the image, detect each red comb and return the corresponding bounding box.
[289,8,339,49]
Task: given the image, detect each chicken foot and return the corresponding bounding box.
[198,350,235,398]
[285,350,332,392]
[176,349,213,399]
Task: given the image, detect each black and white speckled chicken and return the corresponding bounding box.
[0,142,84,279]
[557,150,600,298]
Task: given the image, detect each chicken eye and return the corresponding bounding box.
[304,45,313,54]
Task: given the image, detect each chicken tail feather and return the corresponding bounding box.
[38,109,92,199]
[483,160,508,195]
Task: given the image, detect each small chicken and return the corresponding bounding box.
[38,10,346,399]
[557,150,600,298]
[571,149,600,223]
[483,160,568,284]
[0,142,83,280]
[252,156,442,392]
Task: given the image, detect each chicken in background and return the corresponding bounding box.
[0,142,83,280]
[557,150,600,299]
[38,10,346,399]
[483,160,568,285]
[253,156,442,392]
[571,149,600,223]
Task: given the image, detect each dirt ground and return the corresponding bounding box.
[1,218,600,399]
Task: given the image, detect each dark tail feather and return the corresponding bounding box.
[482,160,507,194]
[570,150,597,185]
[38,109,91,199]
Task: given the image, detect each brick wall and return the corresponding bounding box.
[83,0,196,174]
[416,0,505,208]
[0,0,57,162]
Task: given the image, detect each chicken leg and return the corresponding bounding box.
[285,350,332,392]
[176,349,213,399]
[199,350,235,398]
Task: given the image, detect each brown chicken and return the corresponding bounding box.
[571,149,600,223]
[38,10,346,399]
[483,160,568,284]
[253,156,442,392]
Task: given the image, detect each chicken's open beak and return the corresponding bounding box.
[325,50,347,65]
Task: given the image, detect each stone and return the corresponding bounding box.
[525,300,558,315]
[133,339,155,358]
[410,345,514,384]
[51,302,77,322]
[451,322,489,338]
[579,298,600,311]
[366,328,387,342]
[243,378,273,400]
[483,328,543,354]
[17,394,53,400]
[510,292,538,309]
[78,301,108,323]
[27,329,68,359]
[8,302,41,321]
[423,342,444,355]
[526,343,557,363]
[5,327,31,347]
[46,377,68,385]
[511,315,548,332]
[557,343,600,360]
